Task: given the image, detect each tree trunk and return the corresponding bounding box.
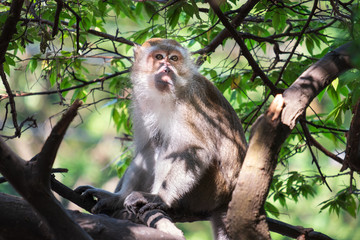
[226,42,355,239]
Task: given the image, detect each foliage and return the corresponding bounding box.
[1,0,360,239]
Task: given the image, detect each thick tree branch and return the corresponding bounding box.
[0,192,181,240]
[0,0,24,64]
[282,42,354,129]
[52,0,63,37]
[227,95,288,239]
[0,0,25,137]
[342,99,360,172]
[227,42,354,239]
[0,100,92,240]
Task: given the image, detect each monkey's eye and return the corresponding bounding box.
[155,54,164,60]
[170,55,178,61]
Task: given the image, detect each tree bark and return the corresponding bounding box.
[0,100,92,240]
[342,99,360,172]
[0,193,181,240]
[226,42,355,239]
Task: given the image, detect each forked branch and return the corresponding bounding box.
[0,100,92,240]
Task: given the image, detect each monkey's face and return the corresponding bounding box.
[132,39,194,95]
[147,49,183,92]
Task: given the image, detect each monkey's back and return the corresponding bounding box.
[172,74,247,214]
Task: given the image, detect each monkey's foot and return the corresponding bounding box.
[125,193,184,239]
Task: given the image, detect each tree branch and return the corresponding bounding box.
[282,42,354,128]
[0,100,92,240]
[300,119,344,165]
[342,98,360,172]
[194,0,260,55]
[0,70,129,100]
[267,218,333,240]
[227,42,354,239]
[0,64,20,137]
[208,0,280,95]
[52,0,63,37]
[276,0,319,85]
[0,192,182,240]
[0,0,24,64]
[0,0,25,137]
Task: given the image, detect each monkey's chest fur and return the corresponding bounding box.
[133,92,244,215]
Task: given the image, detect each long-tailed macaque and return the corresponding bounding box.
[77,38,247,240]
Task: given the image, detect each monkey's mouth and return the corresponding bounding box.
[155,72,174,92]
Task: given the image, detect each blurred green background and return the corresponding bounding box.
[1,1,360,239]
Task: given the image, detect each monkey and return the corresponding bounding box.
[76,38,247,240]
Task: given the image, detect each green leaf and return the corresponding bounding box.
[265,202,280,218]
[183,3,194,17]
[72,88,88,103]
[3,61,10,76]
[5,55,15,66]
[272,12,280,31]
[49,71,57,87]
[272,9,287,32]
[325,102,344,126]
[189,0,201,20]
[264,10,273,23]
[27,58,38,73]
[117,0,136,21]
[112,107,121,124]
[332,77,339,90]
[327,84,340,105]
[167,3,182,29]
[143,2,158,20]
[317,88,326,101]
[305,37,314,55]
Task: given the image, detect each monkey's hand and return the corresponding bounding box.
[124,191,168,215]
[75,185,124,215]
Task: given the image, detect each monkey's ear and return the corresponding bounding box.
[133,43,142,61]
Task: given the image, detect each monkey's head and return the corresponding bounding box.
[131,38,196,94]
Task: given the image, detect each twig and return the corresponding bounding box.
[276,0,319,85]
[300,119,344,165]
[0,70,130,100]
[0,65,20,137]
[208,0,280,95]
[194,0,260,55]
[300,118,332,192]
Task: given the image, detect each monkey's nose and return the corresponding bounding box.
[164,66,171,73]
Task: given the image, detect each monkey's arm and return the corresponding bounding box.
[76,144,155,215]
[124,144,211,214]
